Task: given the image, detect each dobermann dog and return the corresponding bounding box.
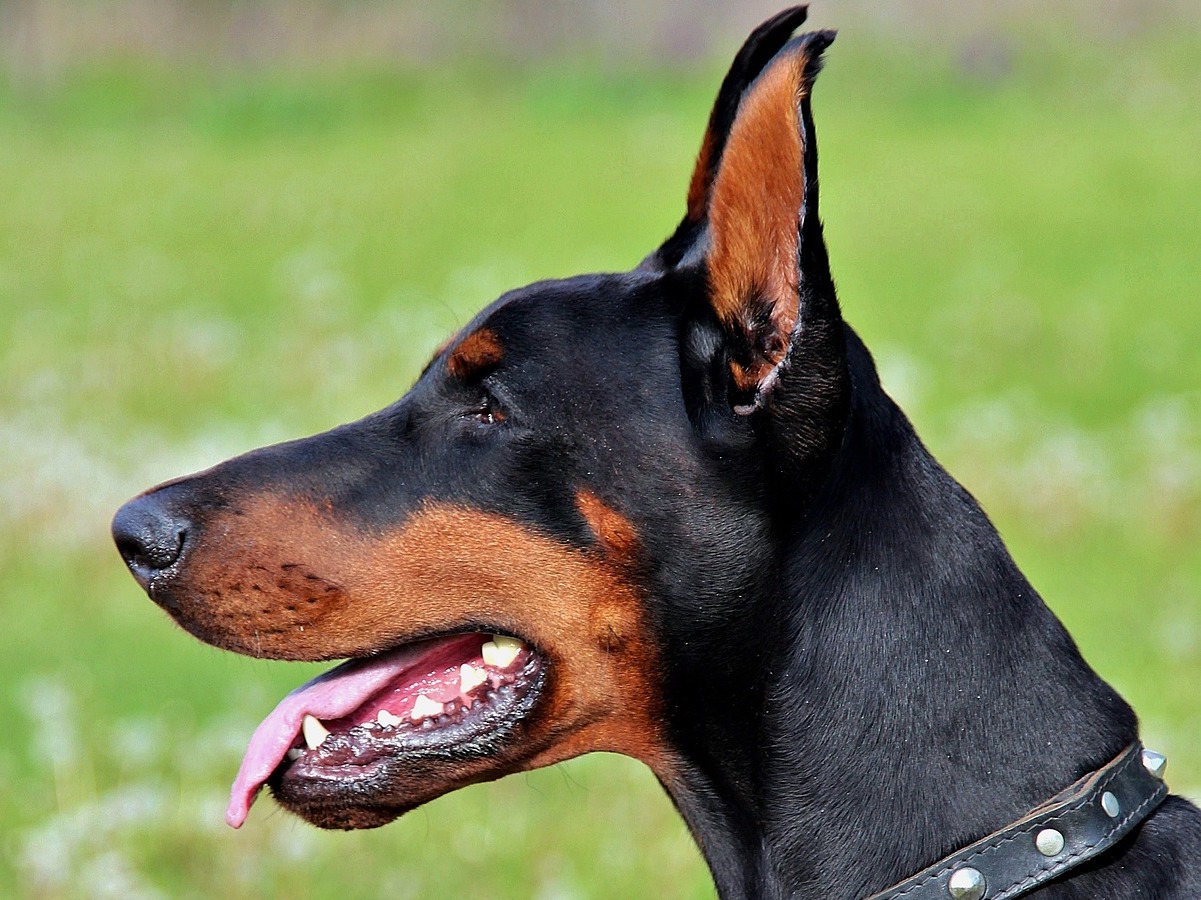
[112,7,1201,899]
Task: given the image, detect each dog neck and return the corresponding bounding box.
[661,332,1138,900]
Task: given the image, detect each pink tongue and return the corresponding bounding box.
[226,638,454,828]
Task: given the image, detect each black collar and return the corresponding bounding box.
[866,743,1169,900]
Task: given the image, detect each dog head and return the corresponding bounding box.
[113,8,849,831]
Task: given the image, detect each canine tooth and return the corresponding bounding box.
[410,694,444,721]
[286,748,303,761]
[481,635,523,668]
[377,709,402,728]
[302,714,331,750]
[459,663,487,693]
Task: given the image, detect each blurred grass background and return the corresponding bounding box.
[1,1,1199,897]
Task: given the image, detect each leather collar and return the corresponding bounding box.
[866,742,1169,900]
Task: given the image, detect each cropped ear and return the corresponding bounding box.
[706,32,835,396]
[690,31,849,484]
[643,6,811,270]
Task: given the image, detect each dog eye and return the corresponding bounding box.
[474,408,504,425]
[468,394,507,426]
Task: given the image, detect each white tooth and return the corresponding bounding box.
[286,748,303,761]
[410,694,444,722]
[459,663,487,693]
[481,635,523,668]
[302,714,331,750]
[376,709,402,728]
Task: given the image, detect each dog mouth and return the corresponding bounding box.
[226,631,544,828]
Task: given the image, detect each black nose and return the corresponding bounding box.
[112,493,190,583]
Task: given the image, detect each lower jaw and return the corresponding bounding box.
[271,774,406,829]
[270,763,431,829]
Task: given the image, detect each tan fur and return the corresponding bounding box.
[575,488,641,566]
[706,49,810,392]
[175,496,674,780]
[447,327,504,380]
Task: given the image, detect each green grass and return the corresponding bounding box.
[2,31,1200,898]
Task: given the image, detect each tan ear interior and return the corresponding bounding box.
[706,50,811,392]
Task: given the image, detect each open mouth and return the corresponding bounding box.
[226,632,544,827]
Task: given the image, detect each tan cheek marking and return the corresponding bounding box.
[575,489,640,565]
[447,327,504,380]
[179,499,675,778]
[707,51,810,385]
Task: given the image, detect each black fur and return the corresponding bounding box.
[112,9,1201,898]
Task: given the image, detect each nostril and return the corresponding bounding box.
[112,496,190,576]
[116,528,185,571]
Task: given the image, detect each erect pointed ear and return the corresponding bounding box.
[705,31,841,394]
[645,6,811,270]
[693,32,849,485]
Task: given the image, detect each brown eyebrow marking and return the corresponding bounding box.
[447,327,505,380]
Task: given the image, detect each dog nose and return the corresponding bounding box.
[112,493,190,583]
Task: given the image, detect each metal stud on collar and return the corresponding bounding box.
[867,744,1169,900]
[1035,828,1065,857]
[947,867,986,900]
[1101,791,1120,818]
[1141,749,1167,780]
